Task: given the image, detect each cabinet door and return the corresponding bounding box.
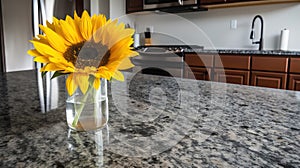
[289,74,300,91]
[252,56,288,73]
[251,71,287,89]
[214,69,250,85]
[290,58,300,73]
[215,55,250,70]
[185,67,211,81]
[185,54,214,67]
[126,0,143,13]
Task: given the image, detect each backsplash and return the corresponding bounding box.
[133,3,300,51]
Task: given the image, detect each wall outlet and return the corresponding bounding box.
[230,20,237,29]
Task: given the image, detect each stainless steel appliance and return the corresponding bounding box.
[144,0,199,10]
[131,45,203,78]
[2,0,82,112]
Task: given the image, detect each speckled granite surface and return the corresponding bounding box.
[185,49,300,56]
[0,70,300,167]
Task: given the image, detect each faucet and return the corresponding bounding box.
[250,15,264,50]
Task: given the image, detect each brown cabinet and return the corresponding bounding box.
[185,67,211,80]
[289,58,300,91]
[214,69,250,85]
[215,55,250,70]
[126,0,143,13]
[289,74,300,91]
[213,55,250,85]
[252,56,288,73]
[200,0,254,5]
[290,58,300,73]
[185,54,214,67]
[184,54,213,81]
[184,53,299,90]
[251,56,288,89]
[251,71,287,89]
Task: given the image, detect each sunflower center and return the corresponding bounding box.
[63,41,110,69]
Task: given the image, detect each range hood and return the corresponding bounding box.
[156,5,208,13]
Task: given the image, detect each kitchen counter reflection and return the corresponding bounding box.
[0,70,300,167]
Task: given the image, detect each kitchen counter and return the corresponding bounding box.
[1,70,300,167]
[185,49,300,56]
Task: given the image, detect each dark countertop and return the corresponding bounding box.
[184,49,300,56]
[1,70,300,167]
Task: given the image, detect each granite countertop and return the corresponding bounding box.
[184,49,300,56]
[1,70,300,167]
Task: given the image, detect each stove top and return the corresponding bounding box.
[137,45,204,53]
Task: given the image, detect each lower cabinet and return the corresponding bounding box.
[214,69,250,85]
[185,67,211,81]
[289,74,300,91]
[251,71,287,89]
[184,53,299,90]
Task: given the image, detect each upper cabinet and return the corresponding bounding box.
[126,0,300,13]
[126,0,143,14]
[201,0,300,9]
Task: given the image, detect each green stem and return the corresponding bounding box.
[71,85,93,127]
[93,88,98,121]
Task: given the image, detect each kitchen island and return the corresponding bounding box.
[0,70,299,167]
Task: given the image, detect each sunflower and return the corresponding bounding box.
[28,10,138,96]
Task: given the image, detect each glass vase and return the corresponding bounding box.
[66,78,108,131]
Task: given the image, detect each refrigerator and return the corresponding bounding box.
[1,0,77,72]
[1,0,79,112]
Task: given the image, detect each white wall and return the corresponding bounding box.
[2,0,34,72]
[110,0,126,19]
[91,0,109,17]
[134,3,300,51]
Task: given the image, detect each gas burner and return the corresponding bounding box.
[138,45,204,53]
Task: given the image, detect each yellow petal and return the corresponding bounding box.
[80,11,93,40]
[46,20,55,31]
[34,56,49,63]
[112,70,124,81]
[43,63,63,71]
[60,20,81,44]
[75,74,89,94]
[93,78,100,90]
[33,35,49,45]
[66,74,78,96]
[39,25,66,53]
[27,49,42,57]
[30,41,62,57]
[118,57,134,70]
[52,18,66,39]
[66,15,83,42]
[92,14,106,36]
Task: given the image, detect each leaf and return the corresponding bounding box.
[51,71,67,79]
[41,71,48,78]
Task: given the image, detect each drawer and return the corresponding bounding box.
[214,69,250,85]
[185,54,214,67]
[214,55,250,70]
[185,67,211,81]
[290,58,300,73]
[252,56,288,72]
